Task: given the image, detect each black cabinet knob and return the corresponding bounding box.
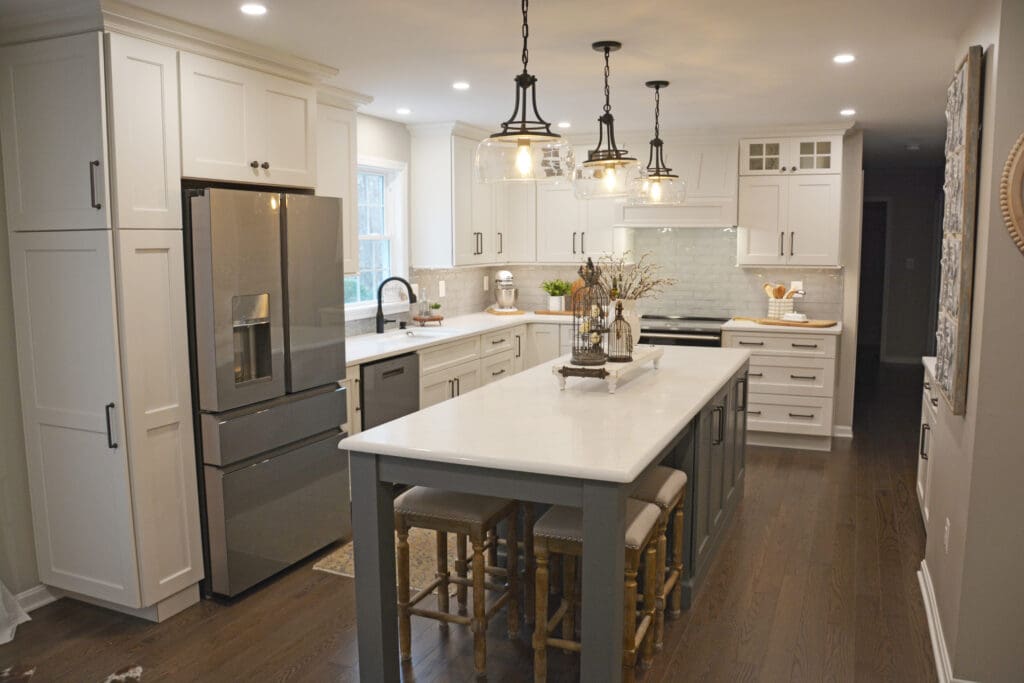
[261,161,270,170]
[250,160,259,168]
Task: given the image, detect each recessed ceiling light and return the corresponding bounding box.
[452,81,471,91]
[557,121,571,129]
[840,108,856,116]
[395,107,412,116]
[833,53,855,64]
[240,3,267,16]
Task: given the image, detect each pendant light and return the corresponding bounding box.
[629,81,686,205]
[574,41,639,199]
[476,0,573,183]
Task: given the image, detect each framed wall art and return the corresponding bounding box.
[935,45,982,415]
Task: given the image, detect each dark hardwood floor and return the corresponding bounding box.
[0,364,935,682]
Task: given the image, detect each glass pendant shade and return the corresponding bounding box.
[629,80,686,205]
[475,0,571,183]
[575,41,639,199]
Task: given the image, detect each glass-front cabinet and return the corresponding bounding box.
[740,136,842,176]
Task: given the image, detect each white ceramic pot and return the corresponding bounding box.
[548,295,566,312]
[616,299,642,337]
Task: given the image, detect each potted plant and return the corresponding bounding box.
[598,252,677,332]
[540,279,573,312]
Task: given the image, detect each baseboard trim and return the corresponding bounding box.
[833,425,853,438]
[918,560,978,683]
[15,584,61,613]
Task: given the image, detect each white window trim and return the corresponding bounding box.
[346,156,410,321]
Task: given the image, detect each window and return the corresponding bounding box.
[344,163,408,315]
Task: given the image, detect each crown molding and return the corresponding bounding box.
[408,121,491,141]
[0,0,101,45]
[317,83,373,110]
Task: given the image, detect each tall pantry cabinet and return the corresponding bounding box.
[0,32,203,620]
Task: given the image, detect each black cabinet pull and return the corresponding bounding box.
[455,377,461,396]
[748,372,763,377]
[491,368,506,377]
[790,231,795,256]
[919,423,930,459]
[572,231,577,254]
[491,338,505,345]
[448,379,454,398]
[711,405,725,445]
[515,335,522,358]
[788,412,815,419]
[790,374,817,380]
[779,232,784,256]
[104,402,117,449]
[478,233,483,254]
[250,160,259,168]
[581,232,586,253]
[261,161,270,170]
[791,343,819,349]
[738,341,764,346]
[736,377,747,412]
[747,410,762,416]
[497,231,503,254]
[89,160,102,209]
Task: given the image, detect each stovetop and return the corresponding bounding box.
[640,314,731,334]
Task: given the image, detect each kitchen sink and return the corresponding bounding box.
[378,327,465,341]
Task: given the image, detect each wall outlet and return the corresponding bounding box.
[483,275,489,292]
[790,280,803,292]
[438,280,446,298]
[944,517,951,554]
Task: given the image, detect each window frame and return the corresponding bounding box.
[345,157,410,321]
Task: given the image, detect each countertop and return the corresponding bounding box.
[346,311,573,365]
[722,319,843,335]
[339,345,750,483]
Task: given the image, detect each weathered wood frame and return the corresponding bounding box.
[1000,132,1024,255]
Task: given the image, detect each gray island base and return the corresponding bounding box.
[342,346,750,682]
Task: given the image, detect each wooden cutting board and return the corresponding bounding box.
[485,307,526,316]
[732,317,838,328]
[534,310,574,316]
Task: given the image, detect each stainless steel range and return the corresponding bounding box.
[638,314,731,347]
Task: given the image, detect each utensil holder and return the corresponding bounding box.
[767,299,794,320]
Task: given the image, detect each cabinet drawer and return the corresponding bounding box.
[745,394,833,436]
[481,328,515,357]
[747,356,834,397]
[481,350,515,385]
[418,337,480,375]
[724,331,836,358]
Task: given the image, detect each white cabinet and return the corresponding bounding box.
[526,323,562,367]
[419,359,481,409]
[452,135,495,265]
[536,185,585,262]
[493,184,536,262]
[917,366,939,524]
[315,103,358,275]
[510,324,527,373]
[481,350,515,385]
[343,364,362,434]
[179,52,316,187]
[740,136,842,176]
[105,34,182,230]
[737,174,840,266]
[0,32,110,231]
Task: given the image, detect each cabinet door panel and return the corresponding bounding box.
[737,176,787,265]
[116,230,203,604]
[315,104,358,274]
[494,184,536,262]
[536,185,584,262]
[693,405,713,569]
[9,231,139,606]
[179,52,259,183]
[420,370,453,409]
[453,360,482,396]
[106,34,182,230]
[0,32,110,230]
[511,325,527,373]
[789,137,842,175]
[739,138,785,176]
[452,136,485,265]
[525,324,560,367]
[787,175,840,266]
[260,73,316,187]
[582,198,620,257]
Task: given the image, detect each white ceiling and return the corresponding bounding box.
[5,0,979,167]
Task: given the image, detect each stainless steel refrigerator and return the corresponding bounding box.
[185,188,350,597]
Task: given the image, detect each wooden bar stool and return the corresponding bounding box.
[630,466,687,651]
[531,499,662,683]
[394,487,520,679]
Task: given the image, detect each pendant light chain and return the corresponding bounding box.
[653,84,661,139]
[521,0,529,73]
[603,46,612,114]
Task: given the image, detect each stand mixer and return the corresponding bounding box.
[493,270,519,312]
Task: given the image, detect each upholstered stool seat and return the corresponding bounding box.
[630,466,688,651]
[532,499,662,683]
[394,487,520,679]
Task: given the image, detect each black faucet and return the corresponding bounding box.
[375,276,418,333]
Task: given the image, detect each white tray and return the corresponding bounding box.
[552,345,664,394]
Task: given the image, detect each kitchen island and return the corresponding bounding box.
[341,345,750,682]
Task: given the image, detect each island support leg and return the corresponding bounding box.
[581,481,627,683]
[350,451,400,682]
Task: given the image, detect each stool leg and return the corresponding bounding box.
[506,509,520,639]
[523,503,536,626]
[456,532,468,615]
[654,511,669,650]
[669,501,685,619]
[533,545,549,683]
[641,542,658,669]
[397,523,412,662]
[562,555,577,646]
[471,534,487,678]
[488,529,499,569]
[436,531,450,632]
[622,555,639,683]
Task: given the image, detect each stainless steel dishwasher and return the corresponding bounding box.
[360,352,421,430]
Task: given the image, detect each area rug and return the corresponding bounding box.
[314,529,461,594]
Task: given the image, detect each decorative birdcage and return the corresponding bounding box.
[571,258,610,366]
[607,301,634,362]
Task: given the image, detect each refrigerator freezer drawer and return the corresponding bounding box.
[201,384,345,467]
[204,429,350,597]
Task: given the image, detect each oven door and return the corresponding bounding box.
[638,331,722,347]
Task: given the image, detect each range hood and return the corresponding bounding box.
[616,199,738,229]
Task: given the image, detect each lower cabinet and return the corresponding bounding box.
[420,359,482,409]
[511,325,527,373]
[917,365,939,525]
[525,323,561,367]
[481,350,515,385]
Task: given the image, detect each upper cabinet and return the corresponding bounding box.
[315,102,358,275]
[0,32,111,231]
[494,183,536,262]
[179,52,316,187]
[536,184,619,263]
[105,33,182,230]
[739,136,842,176]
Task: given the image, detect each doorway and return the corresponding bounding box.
[856,200,888,394]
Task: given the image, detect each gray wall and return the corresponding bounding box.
[863,168,944,363]
[0,150,38,594]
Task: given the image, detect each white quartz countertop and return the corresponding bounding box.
[346,311,573,365]
[340,346,750,484]
[722,319,843,335]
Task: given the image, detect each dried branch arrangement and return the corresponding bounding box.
[597,251,677,300]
